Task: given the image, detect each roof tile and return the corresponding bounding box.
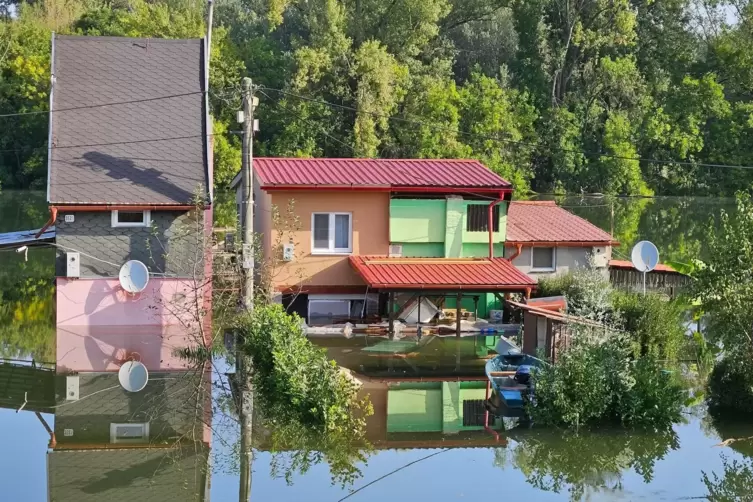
[349,256,535,290]
[506,201,615,244]
[49,35,207,205]
[252,158,511,190]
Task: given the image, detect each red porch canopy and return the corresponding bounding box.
[349,256,536,291]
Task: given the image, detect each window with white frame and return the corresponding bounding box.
[110,423,150,443]
[308,294,376,325]
[531,247,556,272]
[311,212,352,254]
[111,210,151,228]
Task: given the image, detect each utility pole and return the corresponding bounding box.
[238,76,256,502]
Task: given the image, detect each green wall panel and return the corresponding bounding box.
[390,199,446,243]
[386,389,443,433]
[445,197,464,257]
[398,243,445,257]
[462,243,505,258]
[461,201,507,243]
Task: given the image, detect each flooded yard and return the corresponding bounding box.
[2,191,752,501]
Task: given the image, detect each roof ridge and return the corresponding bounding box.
[255,157,483,163]
[509,200,557,205]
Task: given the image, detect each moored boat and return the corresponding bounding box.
[484,344,545,417]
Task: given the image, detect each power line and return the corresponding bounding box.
[0,133,214,154]
[0,90,205,119]
[260,85,753,171]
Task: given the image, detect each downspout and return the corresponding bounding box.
[507,243,523,262]
[34,206,57,239]
[488,192,506,259]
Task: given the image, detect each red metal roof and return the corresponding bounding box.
[253,158,512,191]
[349,256,536,290]
[506,201,616,245]
[608,259,679,274]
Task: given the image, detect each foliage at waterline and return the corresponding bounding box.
[530,269,686,428]
[691,193,753,414]
[6,1,753,197]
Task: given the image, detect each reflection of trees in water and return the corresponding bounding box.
[703,456,753,502]
[494,427,679,500]
[0,249,55,361]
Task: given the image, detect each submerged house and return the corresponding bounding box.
[43,34,213,371]
[232,158,537,327]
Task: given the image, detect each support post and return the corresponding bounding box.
[417,295,422,339]
[473,296,479,321]
[238,76,256,502]
[388,292,395,338]
[456,292,462,337]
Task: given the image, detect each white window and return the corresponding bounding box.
[110,423,149,443]
[111,210,151,228]
[311,212,352,254]
[308,294,376,325]
[531,247,556,272]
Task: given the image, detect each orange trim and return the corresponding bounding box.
[506,240,619,247]
[275,285,369,294]
[262,185,513,195]
[507,243,523,261]
[34,206,58,239]
[54,204,195,211]
[488,195,505,259]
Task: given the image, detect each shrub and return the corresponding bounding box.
[612,291,686,361]
[536,266,614,321]
[236,304,372,434]
[529,333,685,429]
[707,356,753,414]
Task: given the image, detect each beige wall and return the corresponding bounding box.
[506,245,611,280]
[262,190,390,289]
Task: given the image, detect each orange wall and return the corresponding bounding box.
[268,190,390,289]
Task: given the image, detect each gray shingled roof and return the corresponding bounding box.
[48,447,209,502]
[49,35,208,205]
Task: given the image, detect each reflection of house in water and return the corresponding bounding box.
[360,376,505,449]
[48,369,212,501]
[309,334,506,448]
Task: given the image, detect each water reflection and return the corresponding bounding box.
[497,426,680,500]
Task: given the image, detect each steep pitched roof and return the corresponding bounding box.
[48,35,208,205]
[506,201,616,245]
[237,158,511,192]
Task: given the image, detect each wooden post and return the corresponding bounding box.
[456,292,462,337]
[388,292,395,338]
[473,296,479,321]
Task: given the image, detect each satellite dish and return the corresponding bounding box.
[631,240,660,273]
[118,360,149,392]
[119,260,149,293]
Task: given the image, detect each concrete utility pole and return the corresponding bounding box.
[238,76,256,502]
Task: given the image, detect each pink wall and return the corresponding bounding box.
[56,278,209,372]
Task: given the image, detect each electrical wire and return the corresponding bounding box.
[0,91,206,119]
[260,85,753,171]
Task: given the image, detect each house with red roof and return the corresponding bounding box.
[232,158,537,327]
[232,159,617,327]
[505,201,617,278]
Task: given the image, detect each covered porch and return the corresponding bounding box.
[349,256,536,337]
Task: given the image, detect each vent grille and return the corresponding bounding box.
[462,399,487,426]
[467,204,500,232]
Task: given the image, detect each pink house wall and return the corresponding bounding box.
[56,278,208,372]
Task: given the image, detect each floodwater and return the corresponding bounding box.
[2,191,752,501]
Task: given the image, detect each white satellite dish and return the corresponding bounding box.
[119,260,149,293]
[631,240,660,272]
[118,360,149,392]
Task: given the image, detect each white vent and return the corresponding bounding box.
[65,252,80,278]
[66,375,79,400]
[63,429,74,437]
[388,244,403,257]
[110,423,150,444]
[283,243,295,262]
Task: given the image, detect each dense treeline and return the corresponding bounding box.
[3,0,753,195]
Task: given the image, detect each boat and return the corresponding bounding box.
[484,343,545,418]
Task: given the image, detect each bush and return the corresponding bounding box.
[536,267,614,321]
[529,334,685,429]
[707,356,753,414]
[612,291,686,361]
[236,304,372,434]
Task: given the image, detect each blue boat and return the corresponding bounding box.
[484,344,545,417]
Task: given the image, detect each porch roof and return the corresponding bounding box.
[349,256,536,291]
